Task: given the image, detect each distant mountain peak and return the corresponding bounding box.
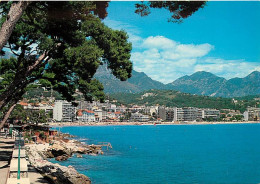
[247,71,260,77]
[169,70,259,97]
[94,65,259,98]
[190,71,220,78]
[94,65,166,94]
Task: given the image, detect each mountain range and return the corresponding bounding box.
[94,65,260,98]
[2,51,259,98]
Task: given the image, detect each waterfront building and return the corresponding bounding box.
[166,107,176,121]
[77,109,95,122]
[158,106,220,122]
[243,111,249,121]
[246,107,260,121]
[201,109,220,120]
[53,100,76,122]
[158,106,177,122]
[130,112,150,122]
[158,106,167,121]
[177,107,198,122]
[159,107,198,122]
[94,109,102,122]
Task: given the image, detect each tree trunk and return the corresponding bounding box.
[0,79,23,109]
[0,1,31,51]
[0,52,48,110]
[0,87,26,129]
[0,101,17,130]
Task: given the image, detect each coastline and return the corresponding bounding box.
[39,121,260,184]
[25,132,106,184]
[49,121,260,127]
[46,121,260,184]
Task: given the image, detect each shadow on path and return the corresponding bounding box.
[0,140,14,144]
[0,136,14,184]
[28,165,51,184]
[0,150,12,163]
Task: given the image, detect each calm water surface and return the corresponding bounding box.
[51,124,260,184]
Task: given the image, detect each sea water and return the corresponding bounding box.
[51,124,260,184]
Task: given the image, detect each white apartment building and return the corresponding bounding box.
[158,106,220,122]
[130,112,150,122]
[201,109,220,120]
[175,107,198,122]
[243,111,249,121]
[244,107,260,121]
[129,105,146,113]
[53,100,76,122]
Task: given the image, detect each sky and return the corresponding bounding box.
[103,1,260,84]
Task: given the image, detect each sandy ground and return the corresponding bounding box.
[49,121,259,127]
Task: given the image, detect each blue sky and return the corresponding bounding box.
[103,1,260,84]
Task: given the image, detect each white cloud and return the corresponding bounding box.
[131,36,215,83]
[176,43,214,58]
[104,19,259,84]
[131,35,259,83]
[194,58,260,79]
[142,36,176,49]
[141,36,213,59]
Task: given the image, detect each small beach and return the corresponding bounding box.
[49,121,259,127]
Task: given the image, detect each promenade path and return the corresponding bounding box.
[0,131,50,184]
[28,165,50,184]
[0,132,14,184]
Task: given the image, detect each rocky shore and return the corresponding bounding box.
[25,133,105,184]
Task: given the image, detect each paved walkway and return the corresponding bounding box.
[0,132,14,184]
[0,132,50,184]
[28,165,50,184]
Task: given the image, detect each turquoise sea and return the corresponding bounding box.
[51,124,260,184]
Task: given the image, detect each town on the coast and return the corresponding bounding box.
[18,97,260,125]
[0,1,259,184]
[1,95,259,183]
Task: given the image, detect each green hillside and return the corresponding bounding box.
[109,90,260,112]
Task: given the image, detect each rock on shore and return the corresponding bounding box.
[24,133,107,184]
[26,144,91,184]
[45,138,103,157]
